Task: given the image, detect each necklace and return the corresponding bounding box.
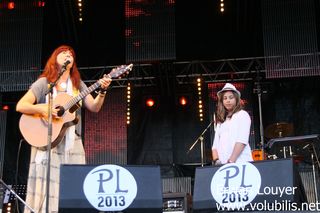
[60,82,67,89]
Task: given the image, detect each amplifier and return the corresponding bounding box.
[163,192,191,213]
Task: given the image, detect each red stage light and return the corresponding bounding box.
[8,2,15,10]
[179,96,187,106]
[38,1,45,7]
[32,1,45,8]
[2,105,9,111]
[146,98,155,107]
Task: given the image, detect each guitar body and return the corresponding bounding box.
[19,93,79,150]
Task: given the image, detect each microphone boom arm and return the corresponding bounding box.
[187,120,214,166]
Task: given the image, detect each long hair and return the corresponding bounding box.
[215,90,242,123]
[39,45,81,89]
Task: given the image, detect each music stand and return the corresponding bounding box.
[267,134,320,202]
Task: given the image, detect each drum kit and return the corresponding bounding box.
[252,122,320,164]
[252,122,295,161]
[257,125,320,203]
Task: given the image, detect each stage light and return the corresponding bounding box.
[127,83,131,125]
[146,98,155,107]
[5,202,12,212]
[179,96,187,106]
[35,1,45,7]
[78,0,83,22]
[8,1,15,10]
[2,105,9,111]
[197,77,203,121]
[220,0,224,13]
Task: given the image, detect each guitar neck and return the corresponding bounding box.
[64,81,101,111]
[62,63,133,111]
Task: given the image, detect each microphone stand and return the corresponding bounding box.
[0,179,35,212]
[45,65,67,213]
[311,144,320,203]
[187,121,214,167]
[253,68,266,159]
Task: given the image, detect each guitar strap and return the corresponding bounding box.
[64,78,77,159]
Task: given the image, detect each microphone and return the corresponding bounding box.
[61,60,71,73]
[62,60,71,69]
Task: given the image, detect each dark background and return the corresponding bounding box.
[40,0,263,66]
[1,1,320,208]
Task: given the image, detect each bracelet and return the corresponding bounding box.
[95,89,107,95]
[96,88,107,96]
[99,93,106,97]
[227,159,234,163]
[213,159,222,166]
[98,91,106,97]
[99,89,107,94]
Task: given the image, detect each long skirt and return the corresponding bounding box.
[23,136,85,213]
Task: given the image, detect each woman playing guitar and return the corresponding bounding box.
[16,45,112,213]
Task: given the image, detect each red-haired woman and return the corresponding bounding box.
[16,45,111,212]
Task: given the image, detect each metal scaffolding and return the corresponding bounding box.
[1,53,320,92]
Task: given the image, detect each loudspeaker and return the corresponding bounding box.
[193,158,307,212]
[59,164,163,212]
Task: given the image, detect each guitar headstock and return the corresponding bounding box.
[109,64,133,79]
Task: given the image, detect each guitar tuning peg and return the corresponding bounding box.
[128,63,133,70]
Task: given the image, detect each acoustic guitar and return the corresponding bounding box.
[19,64,133,150]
